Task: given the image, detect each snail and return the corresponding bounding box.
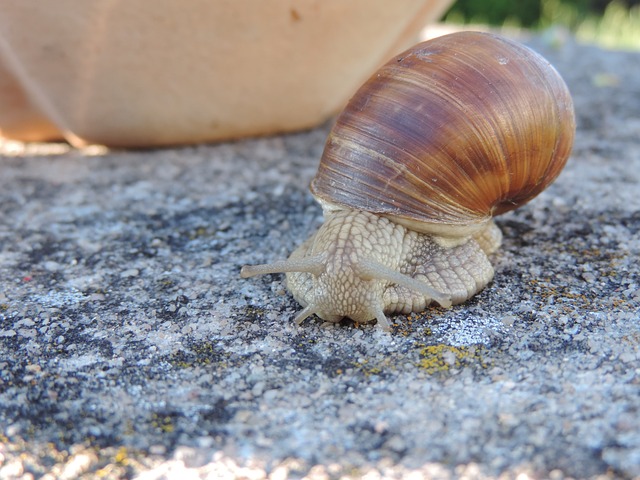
[241,31,575,331]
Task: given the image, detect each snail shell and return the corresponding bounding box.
[312,30,574,236]
[241,31,575,331]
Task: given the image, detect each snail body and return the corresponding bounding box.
[241,31,575,330]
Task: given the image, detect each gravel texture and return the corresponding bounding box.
[0,31,639,479]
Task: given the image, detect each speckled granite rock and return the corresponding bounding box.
[0,31,639,479]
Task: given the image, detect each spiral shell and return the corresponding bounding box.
[310,31,575,235]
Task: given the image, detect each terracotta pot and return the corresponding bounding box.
[0,0,453,147]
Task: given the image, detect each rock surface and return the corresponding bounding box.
[0,32,639,479]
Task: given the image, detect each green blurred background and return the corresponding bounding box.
[444,0,640,49]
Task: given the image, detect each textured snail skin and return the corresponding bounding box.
[241,209,501,330]
[284,210,501,330]
[241,31,575,330]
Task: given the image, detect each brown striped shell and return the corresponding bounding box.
[310,31,575,236]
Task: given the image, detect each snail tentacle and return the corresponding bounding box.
[293,305,319,325]
[240,254,326,278]
[373,307,391,332]
[355,258,452,308]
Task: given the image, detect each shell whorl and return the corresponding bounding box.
[310,31,575,236]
